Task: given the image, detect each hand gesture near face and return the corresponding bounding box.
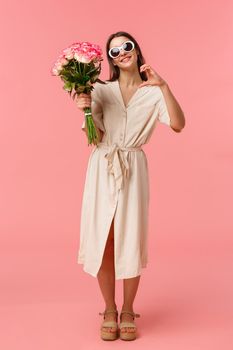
[138,64,166,88]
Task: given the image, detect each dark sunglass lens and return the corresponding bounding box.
[110,48,120,57]
[123,41,133,52]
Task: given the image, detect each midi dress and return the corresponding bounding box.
[77,79,171,280]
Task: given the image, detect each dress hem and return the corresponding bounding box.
[77,258,147,280]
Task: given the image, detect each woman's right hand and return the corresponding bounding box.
[76,93,92,111]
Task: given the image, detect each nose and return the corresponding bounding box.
[119,49,128,58]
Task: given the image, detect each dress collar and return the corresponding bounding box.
[108,80,150,111]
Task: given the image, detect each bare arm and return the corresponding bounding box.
[160,82,186,132]
[139,64,186,133]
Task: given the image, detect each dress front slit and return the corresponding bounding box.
[96,191,119,277]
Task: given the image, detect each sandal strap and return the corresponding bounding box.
[99,309,118,318]
[120,310,140,320]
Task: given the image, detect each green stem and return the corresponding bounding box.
[83,107,100,146]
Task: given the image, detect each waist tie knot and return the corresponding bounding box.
[96,142,142,193]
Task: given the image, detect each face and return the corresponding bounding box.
[108,36,138,70]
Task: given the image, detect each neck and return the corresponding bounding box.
[118,67,143,86]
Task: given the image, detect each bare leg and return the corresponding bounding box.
[121,275,141,333]
[97,219,117,332]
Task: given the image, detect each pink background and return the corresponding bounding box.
[1,0,233,348]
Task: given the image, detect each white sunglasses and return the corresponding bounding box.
[108,40,135,59]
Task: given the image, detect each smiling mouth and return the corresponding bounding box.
[120,56,131,62]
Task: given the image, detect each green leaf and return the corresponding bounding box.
[63,82,72,91]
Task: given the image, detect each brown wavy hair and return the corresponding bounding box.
[96,31,147,85]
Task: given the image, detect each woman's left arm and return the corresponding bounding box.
[139,64,186,132]
[159,82,185,132]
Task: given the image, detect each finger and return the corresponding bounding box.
[76,100,91,107]
[140,64,149,70]
[141,64,151,68]
[140,66,152,72]
[82,97,91,102]
[79,96,91,102]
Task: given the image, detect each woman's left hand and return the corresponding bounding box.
[138,64,166,88]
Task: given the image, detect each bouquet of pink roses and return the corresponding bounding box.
[51,41,103,145]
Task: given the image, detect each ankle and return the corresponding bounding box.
[105,302,117,310]
[121,304,134,312]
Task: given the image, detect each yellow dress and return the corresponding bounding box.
[77,80,171,280]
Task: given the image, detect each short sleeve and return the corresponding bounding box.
[156,86,171,127]
[81,83,105,133]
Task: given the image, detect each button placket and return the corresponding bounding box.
[119,110,127,145]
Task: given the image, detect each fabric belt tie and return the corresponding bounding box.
[96,142,142,193]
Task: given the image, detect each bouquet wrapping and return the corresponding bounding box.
[51,41,103,145]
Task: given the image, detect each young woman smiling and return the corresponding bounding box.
[76,31,185,341]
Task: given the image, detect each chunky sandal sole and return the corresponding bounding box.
[100,330,118,341]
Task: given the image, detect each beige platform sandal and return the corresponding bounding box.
[99,308,119,341]
[119,310,141,341]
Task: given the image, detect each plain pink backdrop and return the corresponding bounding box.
[1,0,233,349]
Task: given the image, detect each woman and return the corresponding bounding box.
[76,31,185,341]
